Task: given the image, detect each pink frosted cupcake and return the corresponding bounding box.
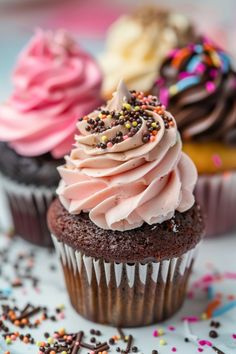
[48,81,204,326]
[0,29,103,247]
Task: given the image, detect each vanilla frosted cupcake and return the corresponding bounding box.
[100,6,196,99]
[48,81,204,326]
[0,29,103,246]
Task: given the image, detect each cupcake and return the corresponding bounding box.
[154,37,236,237]
[0,29,103,247]
[99,6,196,100]
[48,81,204,326]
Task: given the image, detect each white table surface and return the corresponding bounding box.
[0,229,235,354]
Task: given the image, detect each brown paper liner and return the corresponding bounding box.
[1,175,55,247]
[195,171,236,237]
[52,235,198,327]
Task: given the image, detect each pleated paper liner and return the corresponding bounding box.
[52,234,199,327]
[1,174,55,247]
[195,171,236,237]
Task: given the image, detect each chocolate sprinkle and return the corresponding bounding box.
[212,346,226,354]
[71,331,84,354]
[117,327,125,340]
[122,334,133,354]
[15,306,41,321]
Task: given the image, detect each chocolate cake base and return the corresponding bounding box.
[0,142,63,187]
[49,199,204,326]
[48,199,204,263]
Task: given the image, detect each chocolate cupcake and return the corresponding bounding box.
[0,29,103,247]
[99,6,196,100]
[154,37,236,237]
[48,81,204,326]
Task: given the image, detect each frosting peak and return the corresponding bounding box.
[0,29,103,158]
[57,81,197,231]
[154,37,236,144]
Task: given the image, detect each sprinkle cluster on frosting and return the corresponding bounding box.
[154,37,236,144]
[79,91,175,150]
[57,81,197,231]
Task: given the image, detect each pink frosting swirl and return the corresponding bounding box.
[57,81,197,231]
[0,29,103,158]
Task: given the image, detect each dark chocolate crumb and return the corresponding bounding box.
[210,321,221,328]
[209,330,219,338]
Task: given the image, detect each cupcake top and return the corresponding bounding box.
[154,37,236,145]
[99,6,195,99]
[0,29,103,158]
[57,81,197,232]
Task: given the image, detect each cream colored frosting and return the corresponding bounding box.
[57,81,197,231]
[99,7,195,98]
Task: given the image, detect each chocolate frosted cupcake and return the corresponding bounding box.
[154,37,236,237]
[0,29,103,247]
[99,6,196,100]
[48,81,204,326]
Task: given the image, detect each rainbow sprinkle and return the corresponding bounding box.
[157,37,232,102]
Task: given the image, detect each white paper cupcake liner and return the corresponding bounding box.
[195,171,236,237]
[0,173,55,247]
[52,234,199,326]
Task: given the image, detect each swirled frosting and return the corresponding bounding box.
[154,38,236,144]
[57,81,197,231]
[99,6,195,99]
[0,29,103,158]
